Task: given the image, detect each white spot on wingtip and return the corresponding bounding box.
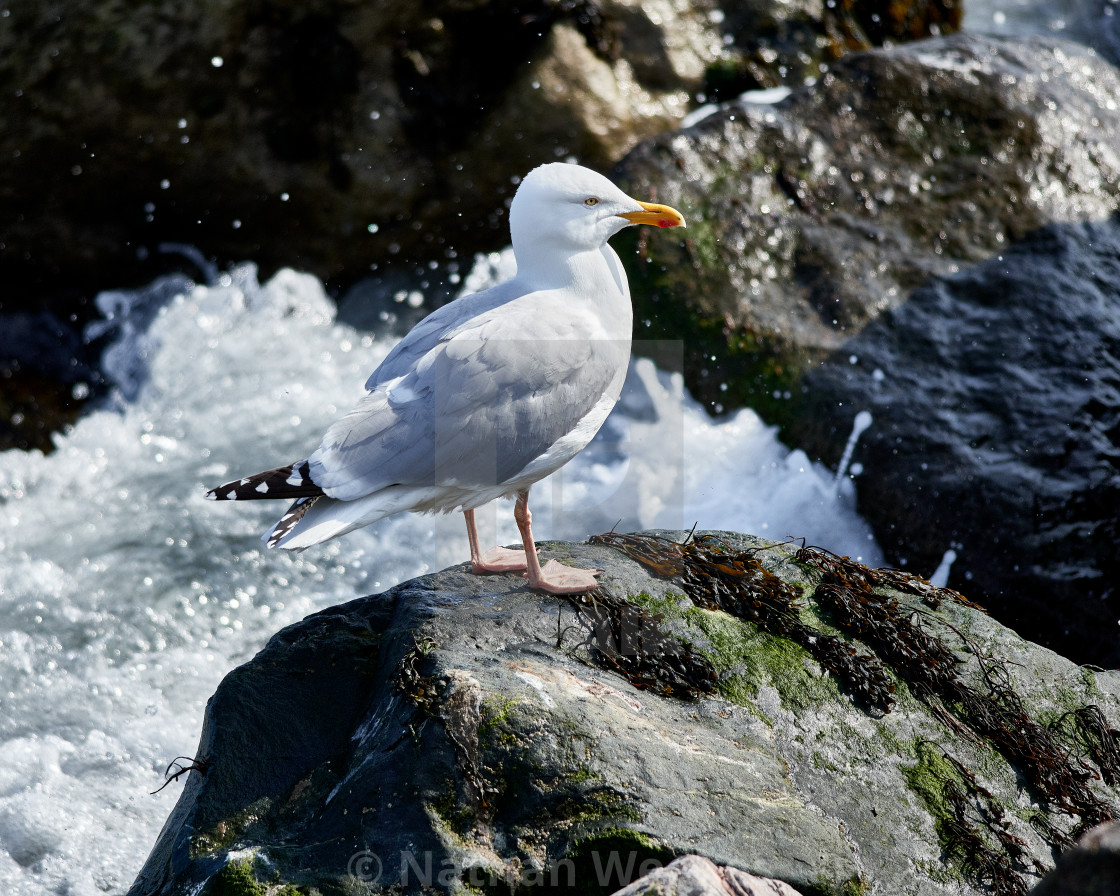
[255,482,269,493]
[225,490,237,500]
[204,491,217,500]
[239,478,251,486]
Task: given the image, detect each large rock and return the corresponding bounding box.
[789,217,1120,668]
[0,0,716,304]
[0,0,963,453]
[613,33,1120,420]
[2,0,713,454]
[128,531,1120,896]
[705,0,962,98]
[611,33,1120,665]
[0,0,964,307]
[1032,822,1120,896]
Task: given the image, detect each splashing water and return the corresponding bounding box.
[833,409,874,489]
[930,549,959,589]
[0,261,881,895]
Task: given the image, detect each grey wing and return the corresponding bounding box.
[363,280,523,392]
[307,298,627,500]
[302,280,525,500]
[433,321,628,485]
[305,388,431,500]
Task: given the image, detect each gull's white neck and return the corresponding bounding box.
[503,239,633,345]
[512,239,626,294]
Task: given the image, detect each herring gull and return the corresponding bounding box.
[206,162,685,593]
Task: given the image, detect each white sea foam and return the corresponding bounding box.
[0,260,880,895]
[964,0,1091,37]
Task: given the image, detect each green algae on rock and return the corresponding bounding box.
[130,532,1120,896]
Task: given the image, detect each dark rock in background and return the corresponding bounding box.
[128,533,1120,896]
[0,0,884,452]
[614,33,1120,421]
[0,0,963,452]
[0,311,104,452]
[706,0,961,99]
[0,0,724,431]
[613,34,1120,664]
[0,0,961,307]
[790,218,1120,667]
[1032,822,1120,896]
[0,0,704,306]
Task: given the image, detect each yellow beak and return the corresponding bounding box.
[618,201,686,229]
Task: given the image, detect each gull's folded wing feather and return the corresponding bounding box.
[307,285,627,502]
[362,280,523,392]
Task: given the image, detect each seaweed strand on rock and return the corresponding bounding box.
[936,748,1041,896]
[1050,705,1120,788]
[796,543,1118,843]
[589,531,1120,894]
[563,587,719,701]
[589,531,896,711]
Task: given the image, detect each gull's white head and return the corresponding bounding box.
[509,163,685,261]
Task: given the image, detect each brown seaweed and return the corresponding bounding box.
[589,531,1120,893]
[564,587,718,700]
[591,531,896,711]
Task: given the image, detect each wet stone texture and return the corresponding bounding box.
[0,0,966,458]
[1033,821,1120,896]
[614,33,1120,419]
[613,33,1120,667]
[791,217,1120,668]
[0,0,715,309]
[129,531,1120,896]
[0,0,962,309]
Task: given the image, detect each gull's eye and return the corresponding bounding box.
[584,197,599,207]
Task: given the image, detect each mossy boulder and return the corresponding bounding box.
[613,33,1120,424]
[128,531,1120,896]
[611,33,1120,671]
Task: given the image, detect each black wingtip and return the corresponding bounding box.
[266,496,319,547]
[206,461,324,502]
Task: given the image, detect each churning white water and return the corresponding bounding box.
[0,259,880,895]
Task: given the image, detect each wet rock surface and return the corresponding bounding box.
[614,33,1120,419]
[613,33,1120,666]
[129,532,1120,896]
[789,217,1120,668]
[0,0,959,312]
[1032,821,1120,896]
[0,0,719,306]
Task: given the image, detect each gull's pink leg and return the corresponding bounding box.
[464,507,528,574]
[513,488,601,594]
